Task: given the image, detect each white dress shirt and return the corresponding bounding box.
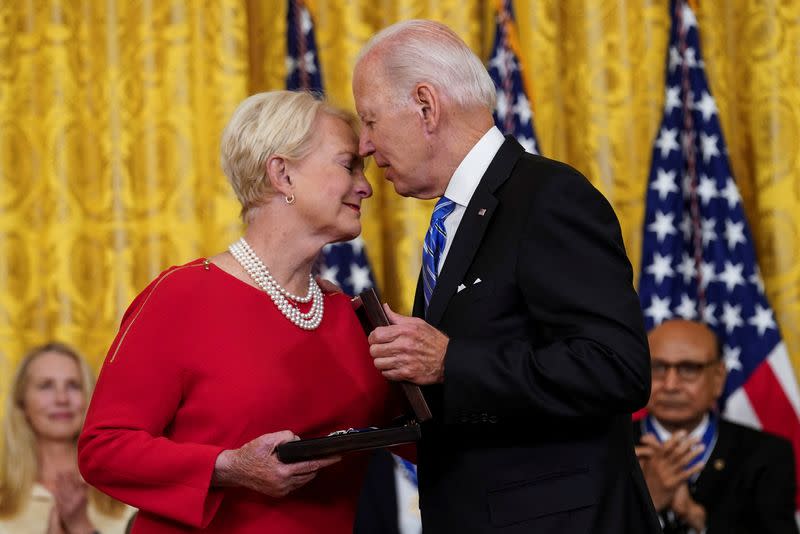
[648,414,710,444]
[436,126,506,274]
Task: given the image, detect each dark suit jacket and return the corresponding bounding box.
[634,418,799,534]
[411,137,660,533]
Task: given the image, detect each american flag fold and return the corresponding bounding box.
[285,0,376,296]
[638,0,800,509]
[286,0,322,94]
[487,0,539,155]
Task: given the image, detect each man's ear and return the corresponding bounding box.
[415,83,440,133]
[711,359,728,399]
[265,155,293,197]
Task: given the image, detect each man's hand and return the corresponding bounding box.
[636,432,705,511]
[671,483,707,531]
[213,430,341,498]
[367,303,449,385]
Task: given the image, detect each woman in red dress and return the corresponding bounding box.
[78,91,396,533]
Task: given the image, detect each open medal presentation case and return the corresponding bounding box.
[276,288,431,463]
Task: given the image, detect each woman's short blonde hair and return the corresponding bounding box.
[220,90,358,223]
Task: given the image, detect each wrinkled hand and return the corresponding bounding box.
[672,483,706,530]
[636,432,705,511]
[52,471,94,534]
[367,303,449,385]
[213,430,341,498]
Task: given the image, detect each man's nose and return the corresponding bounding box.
[663,367,681,389]
[359,134,375,157]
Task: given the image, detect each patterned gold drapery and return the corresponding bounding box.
[1,1,799,390]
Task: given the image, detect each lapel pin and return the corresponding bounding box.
[478,208,487,216]
[457,283,466,293]
[713,459,725,471]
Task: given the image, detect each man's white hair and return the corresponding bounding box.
[356,19,496,111]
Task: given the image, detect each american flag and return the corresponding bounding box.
[318,238,375,296]
[285,0,376,296]
[285,0,322,94]
[639,0,800,508]
[487,0,539,155]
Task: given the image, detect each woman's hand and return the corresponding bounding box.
[52,471,95,534]
[46,505,66,534]
[213,430,341,498]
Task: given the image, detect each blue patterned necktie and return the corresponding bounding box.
[422,196,455,311]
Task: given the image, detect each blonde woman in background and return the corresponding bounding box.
[0,342,134,533]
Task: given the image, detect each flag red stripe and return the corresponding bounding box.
[743,362,800,508]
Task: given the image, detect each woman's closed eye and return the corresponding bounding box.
[344,157,364,174]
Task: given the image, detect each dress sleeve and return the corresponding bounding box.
[78,267,225,528]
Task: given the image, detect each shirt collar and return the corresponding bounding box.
[649,413,710,443]
[444,126,505,207]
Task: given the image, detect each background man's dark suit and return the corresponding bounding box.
[410,137,660,533]
[634,419,798,533]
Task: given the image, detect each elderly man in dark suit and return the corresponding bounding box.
[635,319,798,533]
[352,19,660,534]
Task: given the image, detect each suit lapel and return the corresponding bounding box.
[425,190,497,325]
[412,271,425,319]
[424,137,524,326]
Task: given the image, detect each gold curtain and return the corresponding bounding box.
[1,1,799,390]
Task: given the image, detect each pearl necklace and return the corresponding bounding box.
[229,238,324,330]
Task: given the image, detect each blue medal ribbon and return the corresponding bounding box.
[643,413,717,481]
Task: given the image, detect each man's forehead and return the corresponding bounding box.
[648,321,717,354]
[352,78,372,106]
[650,336,715,360]
[353,89,381,116]
[354,55,388,92]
